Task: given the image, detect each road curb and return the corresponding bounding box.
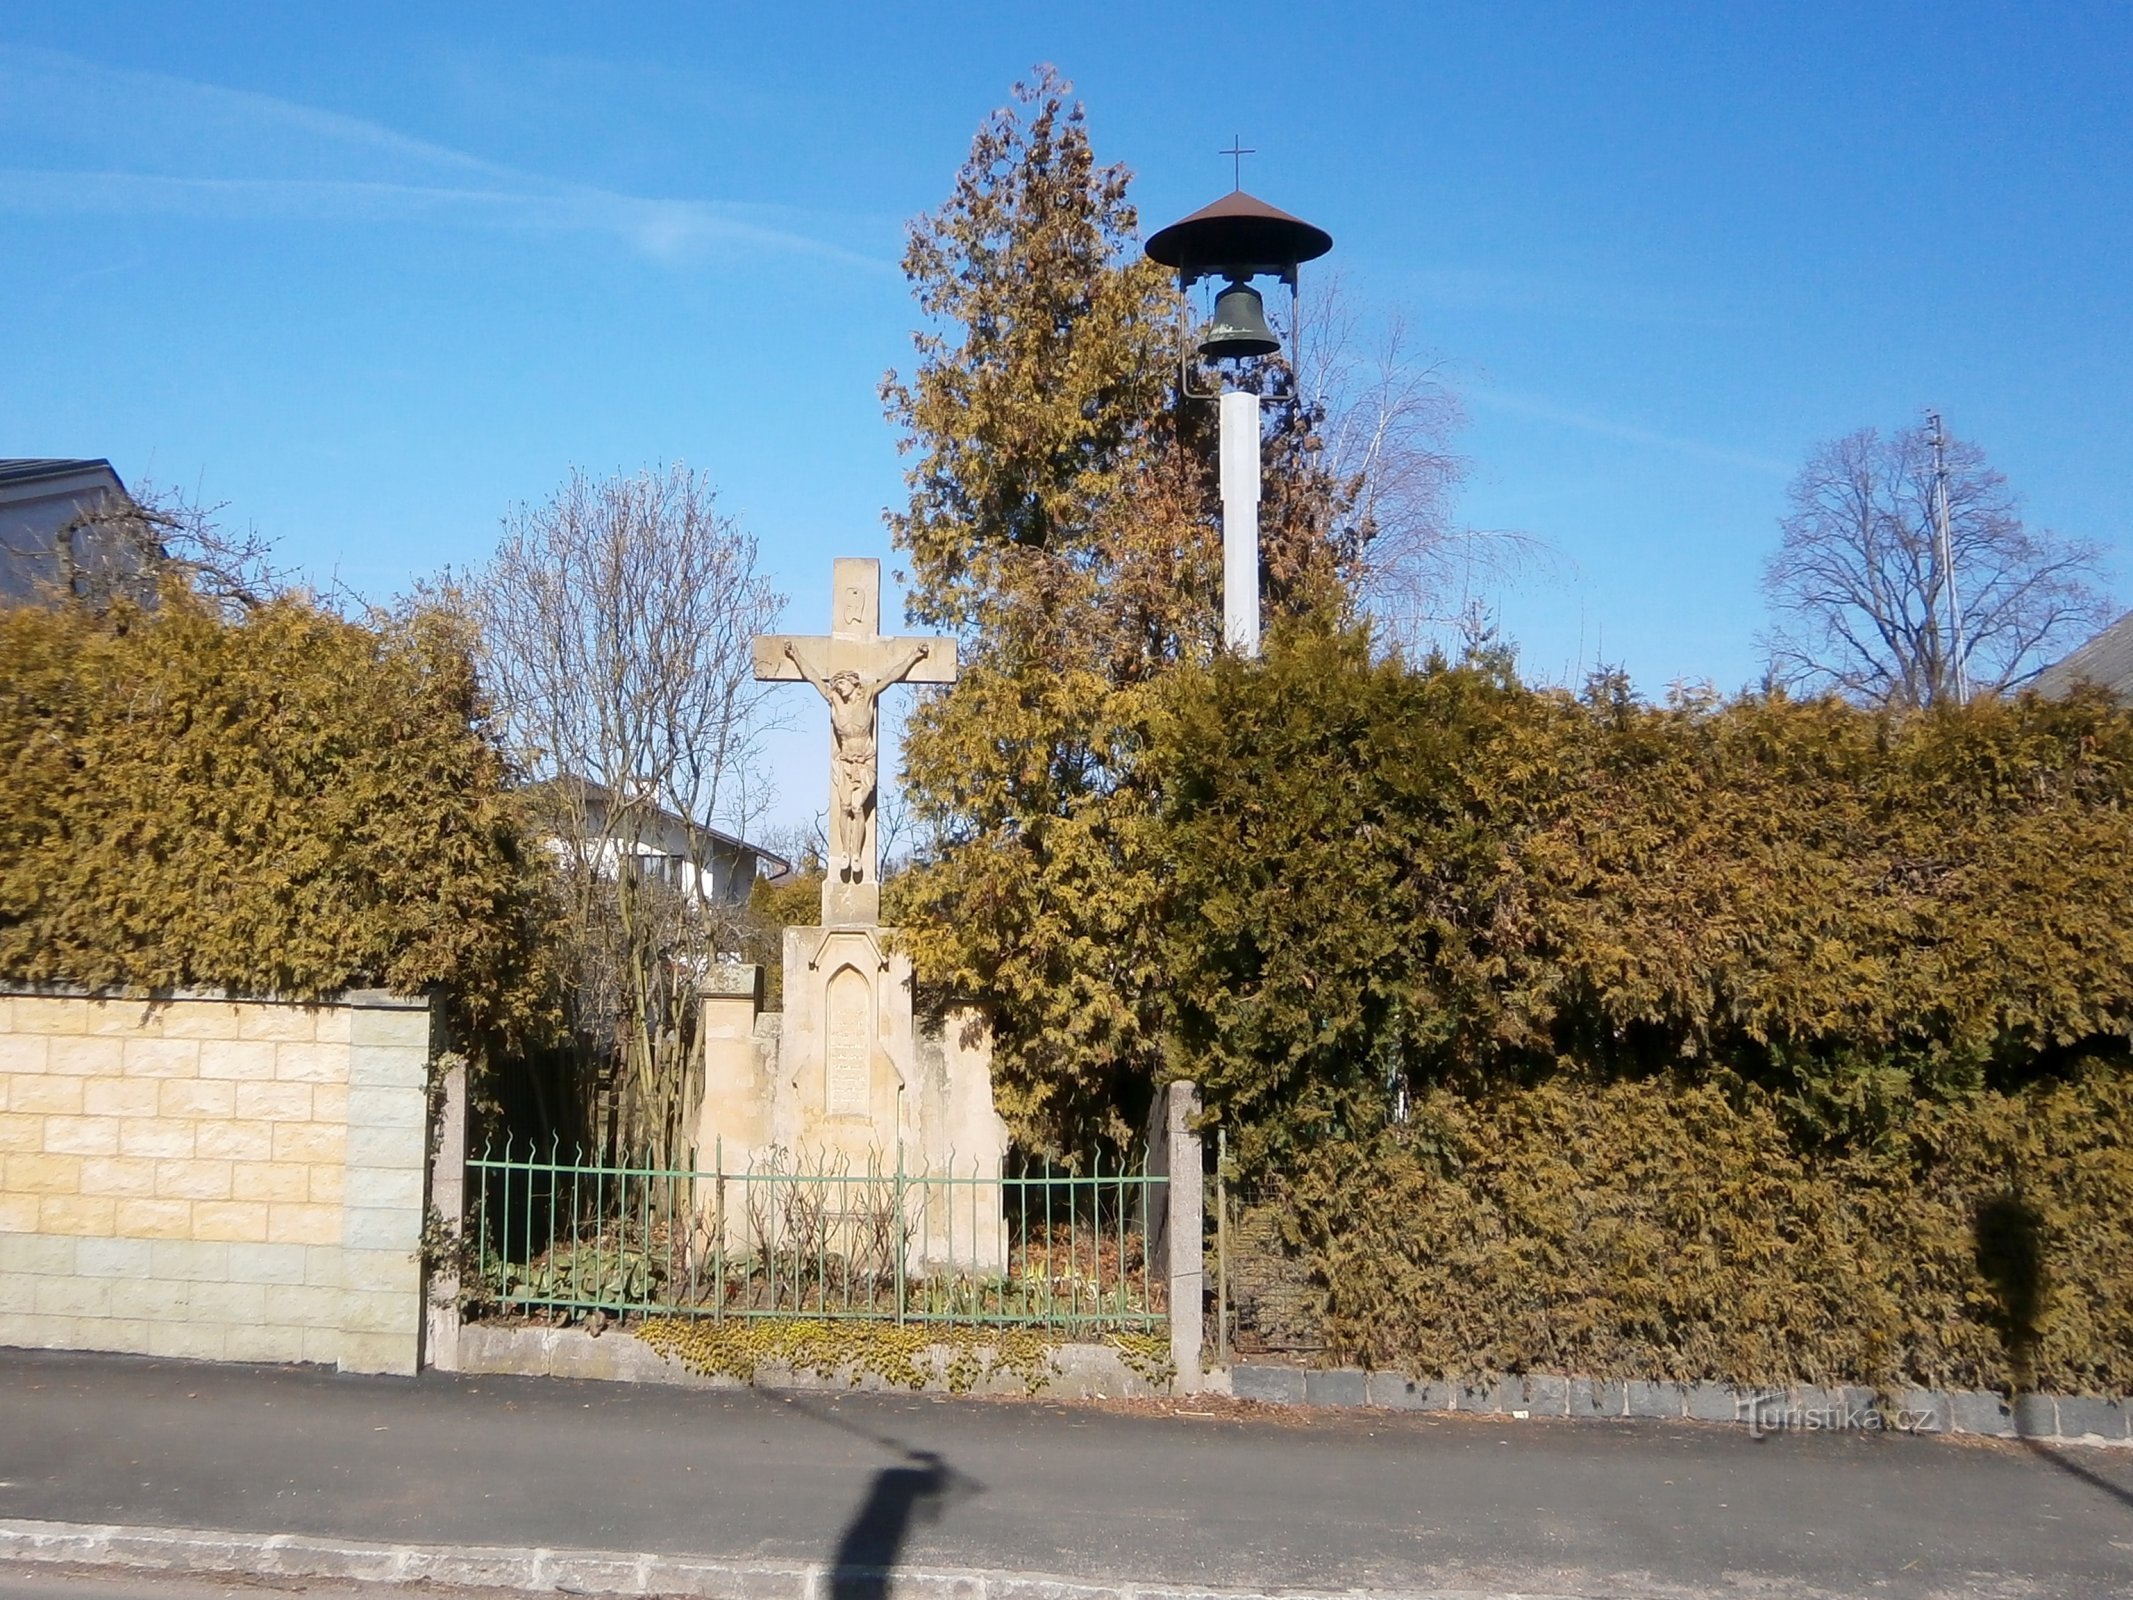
[0,1517,1566,1600]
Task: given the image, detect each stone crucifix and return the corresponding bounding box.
[754,558,956,926]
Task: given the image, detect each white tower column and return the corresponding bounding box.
[1218,388,1262,657]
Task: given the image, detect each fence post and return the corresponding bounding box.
[1146,1079,1204,1392]
[422,1054,467,1373]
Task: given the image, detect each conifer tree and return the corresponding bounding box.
[882,69,1395,1150]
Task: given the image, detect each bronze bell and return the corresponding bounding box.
[1198,279,1279,360]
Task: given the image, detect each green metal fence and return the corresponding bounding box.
[466,1138,1168,1333]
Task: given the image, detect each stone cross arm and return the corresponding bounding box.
[752,634,958,686]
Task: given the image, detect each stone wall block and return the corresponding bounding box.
[147,1320,229,1362]
[226,1241,309,1285]
[49,1037,124,1077]
[41,1114,117,1155]
[338,1288,419,1335]
[37,1195,118,1236]
[231,1161,311,1204]
[112,1197,194,1239]
[155,1004,250,1041]
[270,1122,343,1166]
[235,1081,314,1122]
[272,1043,348,1085]
[149,1239,230,1282]
[8,1151,83,1194]
[223,1323,306,1363]
[0,1232,79,1274]
[34,1273,114,1318]
[0,1034,49,1073]
[268,1201,342,1246]
[349,1046,428,1092]
[347,1124,425,1170]
[195,1120,274,1162]
[121,1038,200,1078]
[341,1205,416,1251]
[84,1000,165,1037]
[237,1008,319,1043]
[83,1077,161,1118]
[0,1112,41,1153]
[197,1042,280,1081]
[73,1237,156,1278]
[12,998,88,1035]
[337,1329,418,1376]
[341,1246,420,1296]
[0,1191,43,1231]
[76,1155,152,1197]
[345,1085,423,1131]
[344,1166,423,1210]
[157,1079,237,1119]
[153,1157,234,1201]
[192,1200,272,1243]
[347,1002,433,1053]
[119,1117,197,1159]
[263,1281,346,1327]
[11,1076,85,1115]
[107,1277,189,1320]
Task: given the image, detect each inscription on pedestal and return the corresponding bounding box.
[825,965,871,1117]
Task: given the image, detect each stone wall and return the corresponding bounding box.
[0,985,434,1374]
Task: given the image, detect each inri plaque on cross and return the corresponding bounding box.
[755,558,956,926]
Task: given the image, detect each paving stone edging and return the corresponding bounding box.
[1228,1364,2133,1446]
[0,1517,1523,1600]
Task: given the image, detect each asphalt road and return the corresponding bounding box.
[5,1348,2133,1598]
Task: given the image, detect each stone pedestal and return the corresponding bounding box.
[692,932,1007,1272]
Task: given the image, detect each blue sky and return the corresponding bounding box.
[5,3,2129,836]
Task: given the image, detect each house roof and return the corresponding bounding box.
[2029,611,2133,703]
[0,458,120,489]
[527,775,792,878]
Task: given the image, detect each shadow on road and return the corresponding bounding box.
[2023,1440,2133,1514]
[828,1447,953,1600]
[768,1394,984,1600]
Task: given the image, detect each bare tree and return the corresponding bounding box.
[1286,274,1539,652]
[50,482,286,616]
[1761,423,2109,706]
[447,465,785,1165]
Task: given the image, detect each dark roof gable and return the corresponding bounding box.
[2030,611,2133,703]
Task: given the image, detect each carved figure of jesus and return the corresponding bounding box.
[783,638,930,883]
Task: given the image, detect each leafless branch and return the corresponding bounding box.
[1760,424,2110,707]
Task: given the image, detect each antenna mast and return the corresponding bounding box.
[1927,410,1970,706]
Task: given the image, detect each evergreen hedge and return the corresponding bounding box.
[0,592,553,1053]
[1153,625,2133,1390]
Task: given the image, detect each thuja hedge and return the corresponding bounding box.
[1262,1069,2133,1394]
[1153,625,2133,1158]
[0,592,553,1049]
[1151,625,2133,1389]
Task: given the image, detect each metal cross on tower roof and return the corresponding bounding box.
[1220,136,1255,190]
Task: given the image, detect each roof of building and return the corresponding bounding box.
[528,775,792,878]
[2029,611,2133,703]
[0,458,119,489]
